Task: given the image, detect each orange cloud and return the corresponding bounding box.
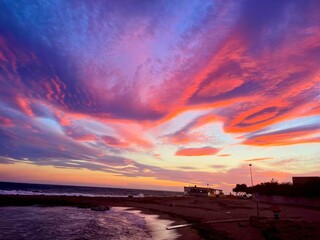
[224,100,319,134]
[243,126,320,146]
[192,114,219,128]
[175,147,220,156]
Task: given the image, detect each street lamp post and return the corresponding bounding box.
[249,164,253,187]
[249,164,259,217]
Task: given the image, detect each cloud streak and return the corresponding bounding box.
[175,147,220,156]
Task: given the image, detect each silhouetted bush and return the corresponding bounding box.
[237,178,320,198]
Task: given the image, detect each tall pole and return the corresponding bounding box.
[249,164,259,217]
[249,164,253,187]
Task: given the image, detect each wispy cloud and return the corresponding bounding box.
[244,157,273,162]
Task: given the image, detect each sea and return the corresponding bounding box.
[0,182,184,240]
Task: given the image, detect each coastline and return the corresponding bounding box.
[123,206,201,240]
[1,195,320,239]
[115,207,191,240]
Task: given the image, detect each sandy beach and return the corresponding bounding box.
[1,195,320,239]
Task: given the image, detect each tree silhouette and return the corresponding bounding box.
[232,184,248,196]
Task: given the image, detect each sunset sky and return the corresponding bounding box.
[0,0,319,192]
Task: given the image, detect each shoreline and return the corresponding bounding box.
[1,195,320,239]
[121,205,202,240]
[116,207,186,240]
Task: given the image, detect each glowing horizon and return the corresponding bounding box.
[0,0,319,193]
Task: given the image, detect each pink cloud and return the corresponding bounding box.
[0,116,13,126]
[101,135,129,148]
[16,97,34,117]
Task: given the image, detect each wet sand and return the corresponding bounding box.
[1,195,320,239]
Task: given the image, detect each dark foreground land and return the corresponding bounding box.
[1,195,320,240]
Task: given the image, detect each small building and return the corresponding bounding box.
[184,185,223,197]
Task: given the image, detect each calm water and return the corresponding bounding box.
[0,182,183,197]
[0,182,183,239]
